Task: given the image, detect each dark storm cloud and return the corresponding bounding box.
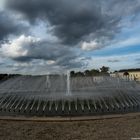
[2,0,140,73]
[1,36,85,69]
[103,0,140,16]
[6,0,140,45]
[14,42,79,62]
[0,11,28,41]
[0,62,4,66]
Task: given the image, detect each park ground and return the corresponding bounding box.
[0,114,140,140]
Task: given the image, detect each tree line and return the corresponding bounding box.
[0,74,21,81]
[70,66,110,77]
[0,66,110,81]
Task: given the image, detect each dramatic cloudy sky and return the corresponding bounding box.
[0,0,140,74]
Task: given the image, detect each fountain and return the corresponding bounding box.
[66,71,71,96]
[45,75,50,90]
[0,74,139,117]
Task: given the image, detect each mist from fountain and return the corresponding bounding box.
[0,75,139,100]
[66,71,71,96]
[0,74,140,116]
[45,75,50,90]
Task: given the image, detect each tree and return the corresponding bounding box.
[100,66,109,73]
[84,69,100,76]
[70,71,75,77]
[123,72,129,76]
[75,72,84,77]
[90,69,100,76]
[84,70,90,76]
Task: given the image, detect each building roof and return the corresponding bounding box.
[119,68,140,72]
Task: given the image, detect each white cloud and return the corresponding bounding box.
[1,35,41,58]
[0,34,85,73]
[46,60,55,65]
[87,53,140,71]
[0,0,5,10]
[96,35,140,53]
[112,37,140,49]
[81,40,101,51]
[30,20,59,43]
[121,37,140,47]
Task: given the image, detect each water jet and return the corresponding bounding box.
[0,75,139,117]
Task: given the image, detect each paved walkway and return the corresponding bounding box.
[0,113,140,140]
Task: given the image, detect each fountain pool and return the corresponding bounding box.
[0,74,140,117]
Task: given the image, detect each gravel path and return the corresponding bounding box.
[0,114,140,140]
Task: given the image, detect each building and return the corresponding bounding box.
[110,68,140,81]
